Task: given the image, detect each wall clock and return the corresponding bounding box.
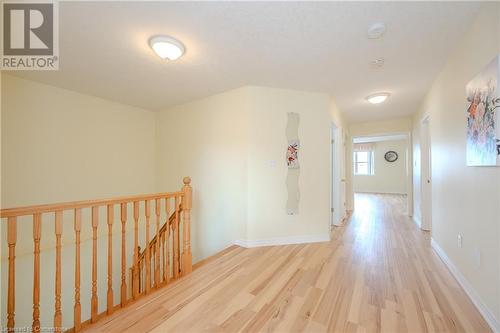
[384,151,398,162]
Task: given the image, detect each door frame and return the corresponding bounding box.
[330,123,343,226]
[420,115,432,231]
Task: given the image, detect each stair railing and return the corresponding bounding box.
[0,177,192,333]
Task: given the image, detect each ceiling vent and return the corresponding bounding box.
[367,23,386,39]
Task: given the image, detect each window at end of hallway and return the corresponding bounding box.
[354,151,374,175]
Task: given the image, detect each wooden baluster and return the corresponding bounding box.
[7,216,16,332]
[32,213,41,332]
[137,246,142,294]
[91,206,99,322]
[74,209,82,332]
[151,244,155,286]
[182,177,193,275]
[160,232,164,283]
[54,211,63,331]
[133,202,139,299]
[120,203,127,306]
[106,205,114,315]
[154,199,161,287]
[145,200,151,293]
[173,196,180,279]
[164,198,170,283]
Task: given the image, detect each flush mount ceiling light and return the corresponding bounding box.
[149,35,185,61]
[367,22,386,39]
[366,92,390,104]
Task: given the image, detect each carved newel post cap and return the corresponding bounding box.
[183,177,191,185]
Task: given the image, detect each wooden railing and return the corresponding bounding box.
[131,205,176,295]
[1,177,193,333]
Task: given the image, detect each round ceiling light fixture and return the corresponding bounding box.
[366,92,390,104]
[149,35,185,61]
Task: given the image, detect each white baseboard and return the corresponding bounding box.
[233,234,330,248]
[431,238,500,333]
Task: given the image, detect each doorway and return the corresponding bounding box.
[420,117,432,231]
[350,133,412,216]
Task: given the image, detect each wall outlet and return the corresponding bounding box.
[474,248,481,268]
[457,234,463,248]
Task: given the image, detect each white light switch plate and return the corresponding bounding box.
[474,248,481,268]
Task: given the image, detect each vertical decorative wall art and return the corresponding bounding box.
[286,112,300,214]
[466,55,500,166]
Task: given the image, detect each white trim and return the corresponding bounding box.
[354,190,407,195]
[233,234,330,248]
[353,134,408,143]
[431,238,500,333]
[413,215,421,228]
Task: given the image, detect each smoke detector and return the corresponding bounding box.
[370,58,385,68]
[367,23,386,39]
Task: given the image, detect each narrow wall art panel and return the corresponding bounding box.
[286,112,300,214]
[466,55,500,166]
[287,140,300,169]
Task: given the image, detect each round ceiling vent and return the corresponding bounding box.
[367,23,386,39]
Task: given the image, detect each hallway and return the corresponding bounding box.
[85,194,490,333]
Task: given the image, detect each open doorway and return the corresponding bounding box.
[420,117,432,231]
[351,133,412,215]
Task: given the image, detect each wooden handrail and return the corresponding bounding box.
[0,191,184,217]
[1,177,193,333]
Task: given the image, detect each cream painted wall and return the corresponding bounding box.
[353,140,408,194]
[1,74,158,328]
[156,86,347,259]
[245,87,331,240]
[156,87,250,263]
[346,118,413,212]
[413,2,500,326]
[349,118,412,137]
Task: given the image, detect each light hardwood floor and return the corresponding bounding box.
[85,193,491,333]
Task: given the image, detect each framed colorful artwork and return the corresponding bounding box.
[466,55,500,166]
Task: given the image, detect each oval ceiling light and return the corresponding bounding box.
[366,92,390,104]
[149,35,185,61]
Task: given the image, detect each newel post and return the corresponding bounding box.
[182,177,193,275]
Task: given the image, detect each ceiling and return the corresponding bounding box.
[10,1,483,123]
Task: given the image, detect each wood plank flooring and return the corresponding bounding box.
[85,193,491,333]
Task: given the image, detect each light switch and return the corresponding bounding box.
[474,248,481,268]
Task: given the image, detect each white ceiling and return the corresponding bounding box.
[10,1,483,123]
